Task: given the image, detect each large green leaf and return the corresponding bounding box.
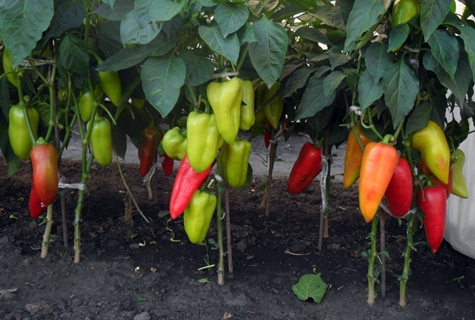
[311,5,346,31]
[387,23,410,53]
[282,67,316,98]
[364,42,392,81]
[405,102,432,136]
[0,0,54,67]
[358,69,383,109]
[294,27,331,46]
[458,24,475,83]
[292,274,328,303]
[94,0,134,21]
[198,25,240,65]
[120,11,161,47]
[427,29,459,80]
[420,0,452,42]
[328,48,351,70]
[149,0,186,23]
[180,51,215,86]
[58,34,89,77]
[141,55,186,118]
[46,0,86,38]
[382,59,419,128]
[214,3,249,38]
[134,0,153,28]
[295,77,336,120]
[248,16,288,87]
[343,0,386,52]
[323,71,346,98]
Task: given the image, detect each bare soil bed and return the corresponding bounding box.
[0,159,474,320]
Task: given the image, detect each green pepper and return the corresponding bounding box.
[88,115,113,166]
[95,55,122,107]
[257,81,283,130]
[451,149,468,198]
[183,190,217,244]
[238,79,255,131]
[78,86,102,122]
[186,111,223,173]
[162,127,187,160]
[222,140,252,188]
[2,48,20,88]
[8,103,39,160]
[392,0,419,26]
[207,77,242,145]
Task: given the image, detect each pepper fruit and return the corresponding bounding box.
[131,98,145,110]
[418,185,447,253]
[287,142,323,194]
[392,0,419,26]
[88,115,113,166]
[8,103,39,160]
[419,159,453,199]
[161,154,174,176]
[30,141,59,207]
[2,48,20,88]
[238,79,255,131]
[451,149,468,198]
[29,184,46,219]
[162,127,187,160]
[78,86,102,122]
[186,111,223,173]
[257,81,283,130]
[96,56,122,107]
[183,190,217,244]
[384,158,413,218]
[222,140,252,188]
[207,77,242,145]
[169,155,213,219]
[139,127,163,177]
[343,125,372,188]
[359,140,399,223]
[411,120,450,184]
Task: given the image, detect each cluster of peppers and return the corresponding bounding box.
[343,120,468,253]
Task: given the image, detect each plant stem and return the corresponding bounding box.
[265,129,276,217]
[380,210,386,298]
[41,204,54,258]
[216,155,225,285]
[367,214,379,306]
[224,185,233,275]
[400,214,416,307]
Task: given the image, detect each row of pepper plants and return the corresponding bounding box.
[1,0,475,306]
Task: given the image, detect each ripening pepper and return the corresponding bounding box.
[8,103,39,160]
[29,184,46,219]
[343,125,372,188]
[30,141,59,207]
[207,77,242,145]
[385,158,413,218]
[287,142,323,194]
[161,154,174,176]
[418,185,447,253]
[2,48,20,88]
[186,111,223,173]
[88,115,113,166]
[257,81,283,130]
[169,155,213,219]
[419,159,453,199]
[162,127,187,160]
[411,120,450,184]
[392,0,419,26]
[139,127,163,177]
[359,140,399,223]
[238,78,255,131]
[222,140,252,188]
[451,149,468,198]
[183,190,217,244]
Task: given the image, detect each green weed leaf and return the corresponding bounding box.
[292,274,328,303]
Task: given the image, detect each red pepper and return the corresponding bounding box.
[161,154,174,176]
[417,185,447,253]
[29,184,46,219]
[30,142,59,207]
[419,159,453,199]
[287,142,322,194]
[384,158,413,218]
[139,127,163,177]
[169,155,213,219]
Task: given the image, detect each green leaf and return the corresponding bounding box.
[58,34,89,77]
[237,22,257,45]
[198,25,240,65]
[214,3,249,38]
[141,55,186,118]
[0,0,54,67]
[458,25,475,83]
[94,0,133,21]
[149,0,186,23]
[382,59,419,128]
[405,102,432,136]
[387,24,410,53]
[324,71,346,98]
[364,42,392,81]
[294,27,331,45]
[420,0,453,42]
[295,77,336,120]
[328,48,351,70]
[134,0,153,28]
[180,51,215,86]
[343,0,386,52]
[292,274,328,303]
[358,69,383,109]
[46,0,86,38]
[111,124,127,159]
[427,29,459,80]
[248,16,288,87]
[282,67,316,98]
[120,10,161,47]
[310,5,346,31]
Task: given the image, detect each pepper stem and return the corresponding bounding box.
[367,214,379,306]
[399,213,416,307]
[40,204,54,258]
[216,153,225,285]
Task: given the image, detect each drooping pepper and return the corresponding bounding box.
[417,184,447,253]
[78,86,102,122]
[8,103,39,160]
[359,139,399,223]
[162,127,187,160]
[287,142,323,194]
[186,111,223,173]
[384,158,413,218]
[95,55,122,107]
[169,155,213,219]
[411,120,450,184]
[419,159,453,199]
[238,78,255,131]
[392,0,419,26]
[29,184,46,219]
[30,141,59,207]
[343,125,372,189]
[183,190,217,244]
[139,127,163,177]
[257,81,283,130]
[222,140,252,188]
[88,115,113,166]
[451,149,468,198]
[2,48,20,88]
[161,154,174,176]
[206,77,242,145]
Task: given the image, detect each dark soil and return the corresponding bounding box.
[1,159,474,320]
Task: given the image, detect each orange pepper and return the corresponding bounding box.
[343,125,372,188]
